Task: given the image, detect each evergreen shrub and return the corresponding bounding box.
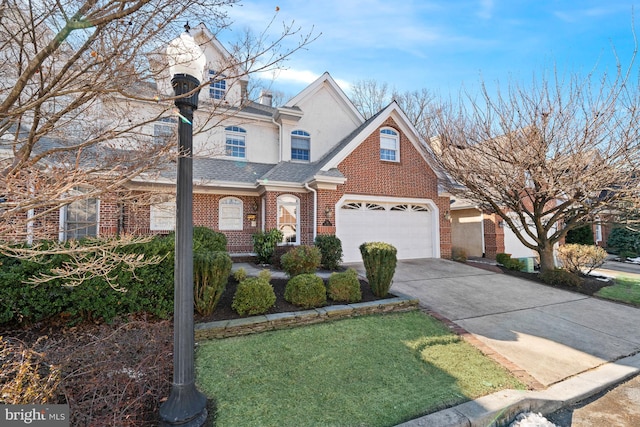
[607,227,640,256]
[540,268,583,287]
[565,224,595,245]
[495,253,511,265]
[252,229,284,264]
[193,251,232,316]
[314,235,343,270]
[327,268,361,303]
[280,245,321,277]
[233,267,247,282]
[0,235,176,325]
[284,274,327,308]
[231,277,276,316]
[359,242,397,297]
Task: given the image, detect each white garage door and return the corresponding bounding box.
[336,200,434,263]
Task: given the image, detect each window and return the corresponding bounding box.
[154,117,176,145]
[225,126,246,158]
[277,195,299,244]
[219,197,243,230]
[291,130,310,162]
[208,70,226,100]
[63,187,98,240]
[150,195,176,231]
[380,128,399,161]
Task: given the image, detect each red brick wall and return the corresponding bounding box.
[484,213,505,258]
[334,118,451,258]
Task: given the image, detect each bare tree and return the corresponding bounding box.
[0,0,315,284]
[391,88,436,138]
[349,79,391,119]
[349,79,436,136]
[428,67,640,272]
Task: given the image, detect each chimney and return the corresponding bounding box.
[259,90,273,107]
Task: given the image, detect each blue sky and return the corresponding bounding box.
[215,1,640,99]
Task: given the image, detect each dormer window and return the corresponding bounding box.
[291,130,310,162]
[380,128,399,162]
[225,126,246,158]
[208,70,226,100]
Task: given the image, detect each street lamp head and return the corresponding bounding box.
[167,26,206,81]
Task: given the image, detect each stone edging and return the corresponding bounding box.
[195,292,419,340]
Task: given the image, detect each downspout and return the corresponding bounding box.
[304,182,317,242]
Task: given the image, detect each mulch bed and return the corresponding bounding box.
[195,275,385,323]
[471,261,613,296]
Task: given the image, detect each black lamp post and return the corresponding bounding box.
[159,25,208,427]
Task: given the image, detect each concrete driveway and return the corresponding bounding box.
[353,258,640,387]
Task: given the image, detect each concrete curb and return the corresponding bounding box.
[395,352,640,427]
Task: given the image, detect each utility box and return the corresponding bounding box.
[518,257,535,273]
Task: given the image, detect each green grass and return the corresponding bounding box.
[196,311,524,427]
[596,277,640,306]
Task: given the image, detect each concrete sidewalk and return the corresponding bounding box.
[345,258,640,426]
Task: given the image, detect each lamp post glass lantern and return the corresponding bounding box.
[159,25,208,427]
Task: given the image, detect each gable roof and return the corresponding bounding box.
[285,72,364,124]
[319,101,442,177]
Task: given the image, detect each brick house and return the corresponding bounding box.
[46,26,452,262]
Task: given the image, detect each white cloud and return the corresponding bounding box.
[477,0,494,20]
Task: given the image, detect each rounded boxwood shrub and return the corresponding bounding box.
[280,245,322,277]
[327,268,361,303]
[284,274,327,308]
[231,277,276,316]
[314,235,343,271]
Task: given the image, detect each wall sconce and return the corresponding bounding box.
[443,210,451,222]
[323,205,333,226]
[251,199,259,213]
[324,205,333,219]
[498,220,504,228]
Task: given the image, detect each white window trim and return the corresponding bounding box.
[219,197,243,231]
[150,196,176,231]
[277,195,300,245]
[59,194,100,241]
[291,130,311,162]
[224,126,247,159]
[380,127,400,162]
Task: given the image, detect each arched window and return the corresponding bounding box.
[291,130,310,162]
[380,128,399,162]
[225,126,246,158]
[219,197,243,230]
[277,195,300,244]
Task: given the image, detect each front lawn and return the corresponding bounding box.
[196,311,524,427]
[596,277,640,306]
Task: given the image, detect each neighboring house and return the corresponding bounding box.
[31,25,452,263]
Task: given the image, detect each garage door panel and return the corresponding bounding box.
[337,200,434,263]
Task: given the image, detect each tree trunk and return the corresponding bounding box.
[538,245,556,273]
